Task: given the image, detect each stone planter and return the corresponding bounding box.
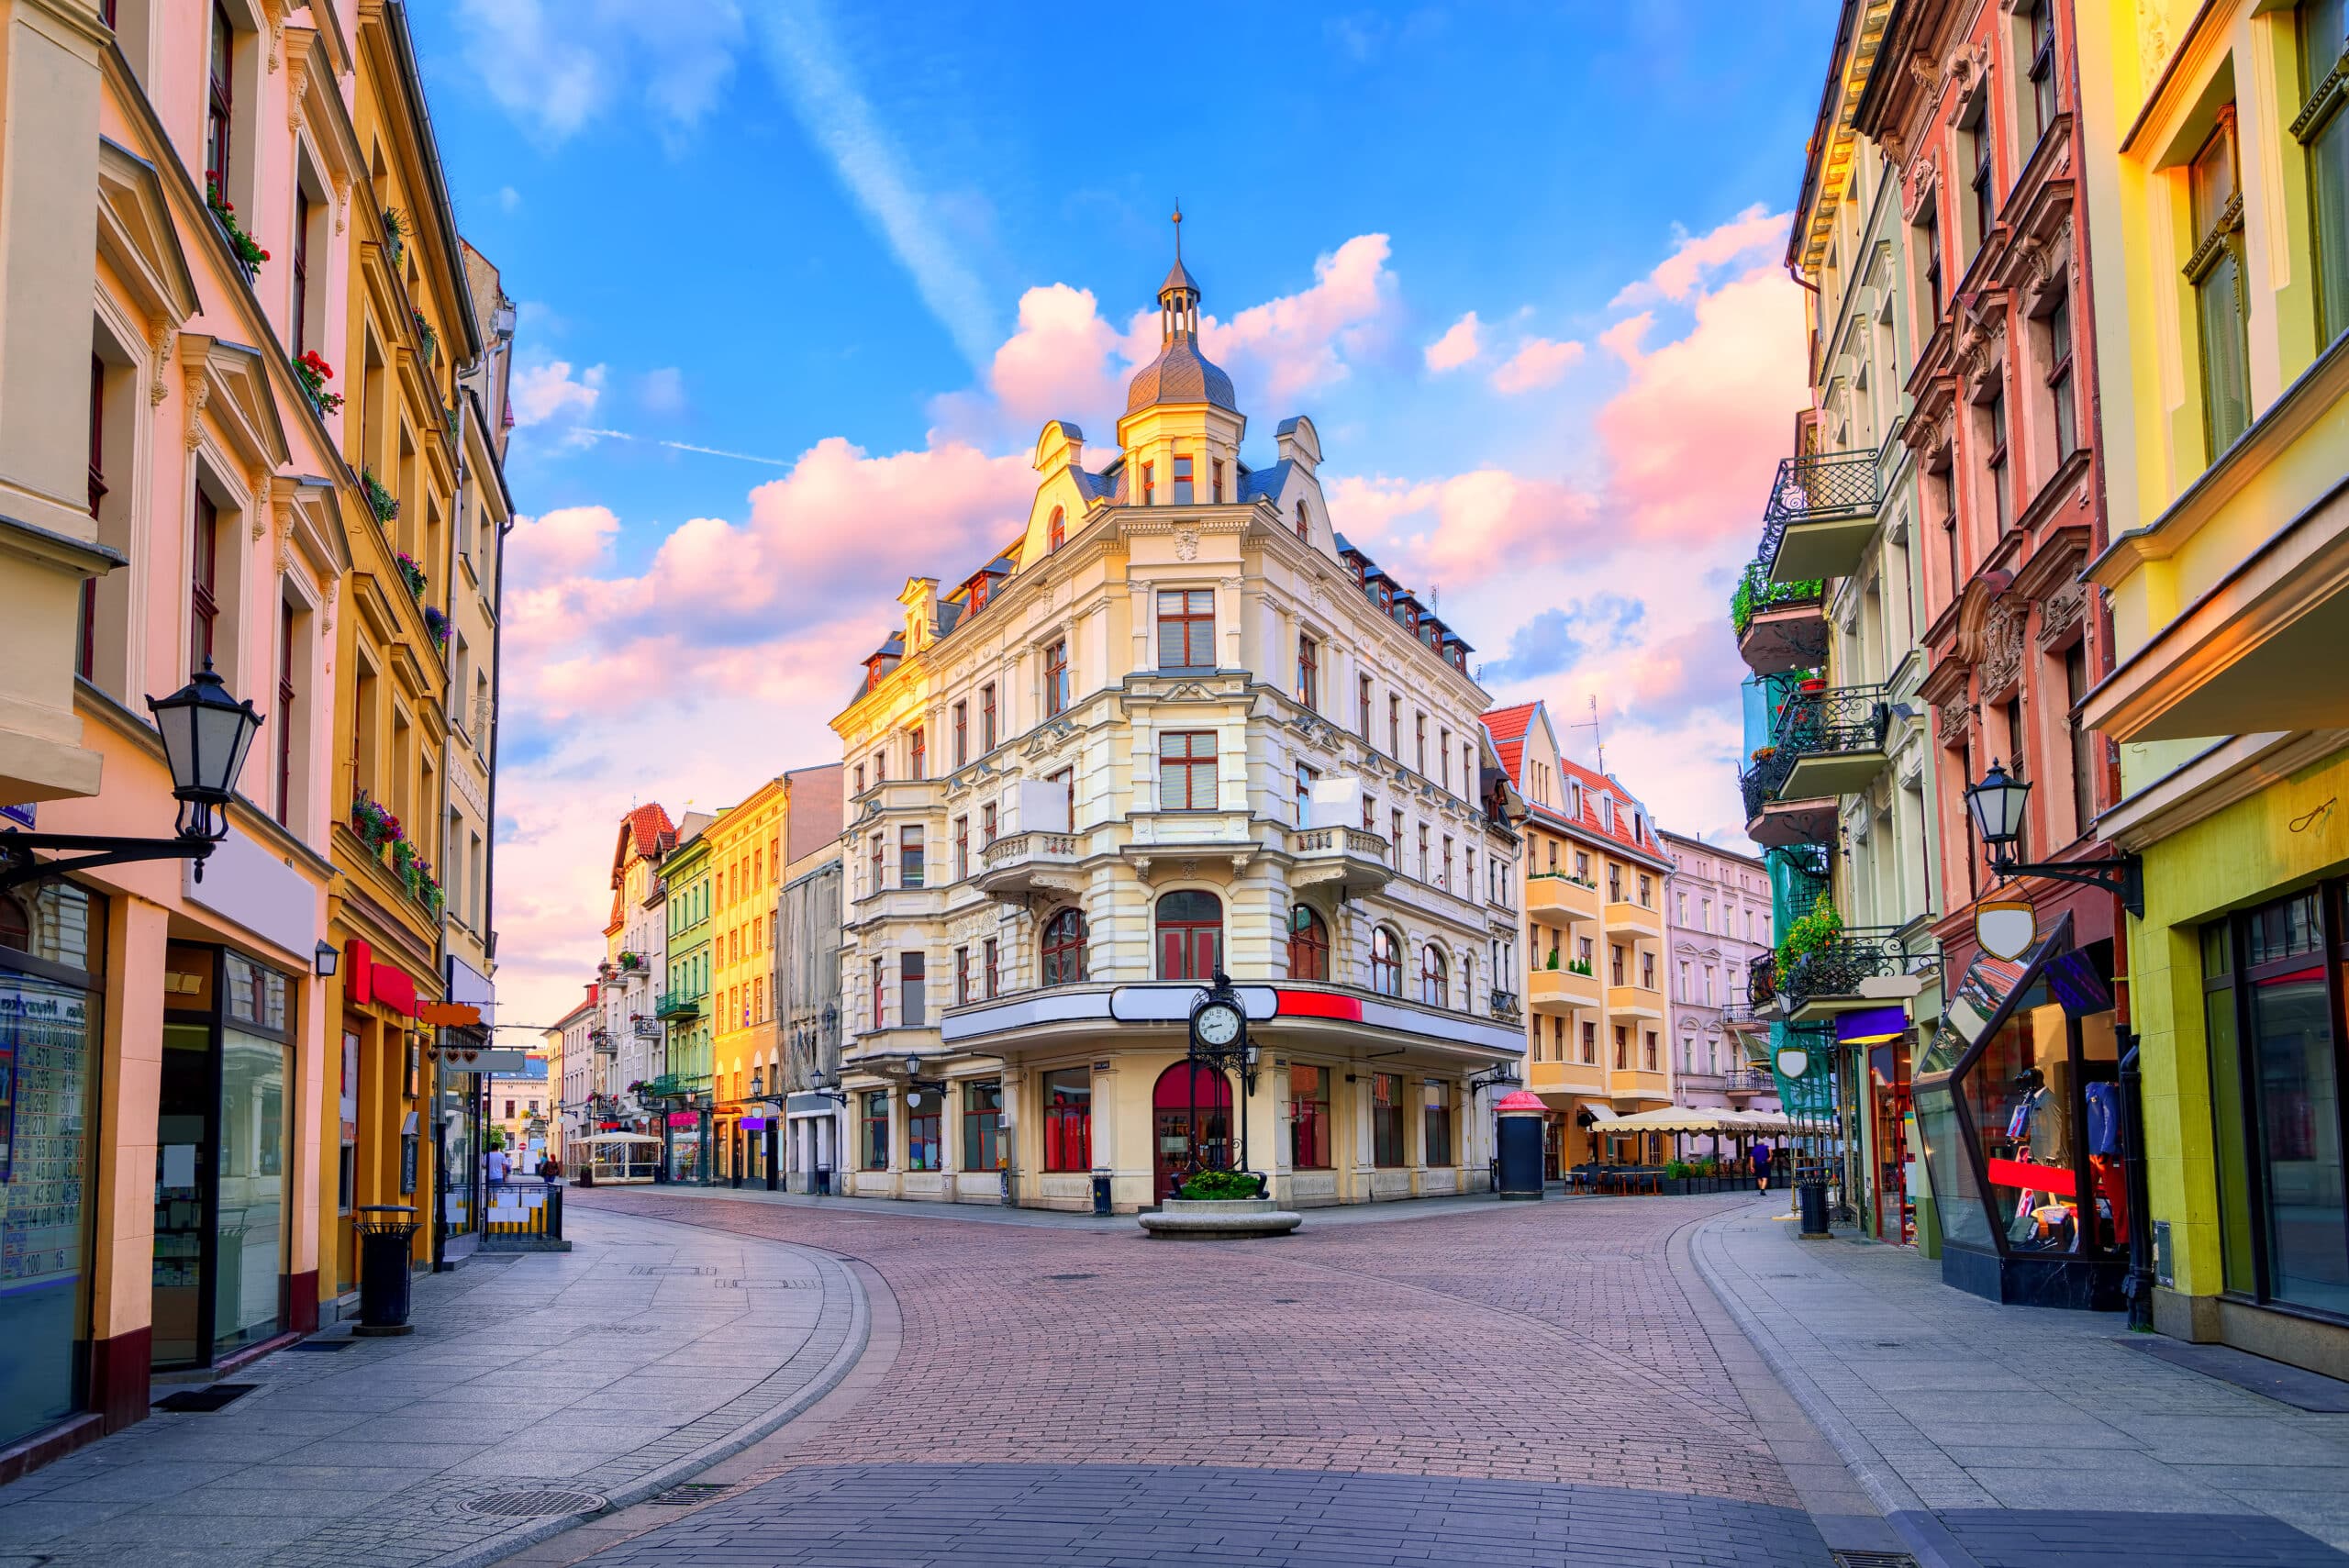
[1138,1196,1303,1240]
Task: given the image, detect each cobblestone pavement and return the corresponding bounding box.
[1692,1205,2349,1567]
[0,1207,863,1568]
[543,1187,1845,1567]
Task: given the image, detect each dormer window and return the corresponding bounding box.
[1212,463,1225,504]
[1048,506,1065,551]
[1141,462,1156,506]
[970,575,988,615]
[1295,503,1308,542]
[1173,454,1194,505]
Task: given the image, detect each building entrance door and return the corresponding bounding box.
[1152,1061,1231,1203]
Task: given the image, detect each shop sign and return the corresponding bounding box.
[740,1116,766,1130]
[1774,1044,1811,1080]
[418,1001,481,1027]
[667,1112,698,1129]
[0,803,32,828]
[1974,896,2038,962]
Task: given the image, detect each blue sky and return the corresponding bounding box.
[406,1,1840,1024]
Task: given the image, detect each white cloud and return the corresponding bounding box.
[452,0,745,146]
[510,360,605,428]
[637,367,686,415]
[751,6,999,368]
[1609,203,1787,307]
[497,185,522,213]
[1489,337,1584,395]
[1424,311,1482,373]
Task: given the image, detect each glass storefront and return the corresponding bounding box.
[440,1054,479,1251]
[155,944,292,1368]
[0,882,103,1451]
[2205,883,2349,1318]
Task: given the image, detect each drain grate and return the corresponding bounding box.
[153,1384,259,1413]
[1046,1273,1097,1282]
[630,1265,717,1277]
[1831,1552,1921,1568]
[465,1489,607,1518]
[648,1483,732,1507]
[284,1339,358,1352]
[581,1324,660,1335]
[1271,1297,1299,1304]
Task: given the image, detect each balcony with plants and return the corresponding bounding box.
[1776,906,1938,1024]
[1526,870,1600,923]
[345,792,442,918]
[1758,449,1881,583]
[1740,677,1888,847]
[1731,560,1827,675]
[655,986,705,1019]
[1527,951,1601,1013]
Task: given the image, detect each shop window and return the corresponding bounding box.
[1423,1082,1454,1167]
[1370,927,1403,995]
[1372,1073,1407,1166]
[1041,907,1087,986]
[2188,114,2252,457]
[1155,890,1221,981]
[861,1091,888,1169]
[2301,0,2349,345]
[1043,1067,1092,1171]
[963,1081,1005,1171]
[905,1088,941,1171]
[1286,905,1329,981]
[1290,1064,1331,1169]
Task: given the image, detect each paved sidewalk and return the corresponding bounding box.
[0,1207,864,1568]
[598,1178,1546,1229]
[1693,1205,2349,1567]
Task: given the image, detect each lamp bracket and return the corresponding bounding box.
[1990,849,2144,919]
[0,830,218,893]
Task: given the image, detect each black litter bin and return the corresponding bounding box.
[1092,1174,1112,1216]
[354,1205,419,1336]
[814,1164,831,1195]
[1798,1178,1831,1238]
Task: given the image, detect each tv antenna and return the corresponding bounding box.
[1566,695,1606,775]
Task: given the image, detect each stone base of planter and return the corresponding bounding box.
[1138,1196,1303,1239]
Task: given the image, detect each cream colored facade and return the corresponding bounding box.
[832,252,1523,1214]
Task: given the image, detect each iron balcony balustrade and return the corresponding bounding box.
[1720,1065,1770,1095]
[1731,560,1829,677]
[1759,450,1882,583]
[654,987,705,1020]
[1740,682,1892,848]
[1779,925,1940,1024]
[1745,952,1779,1017]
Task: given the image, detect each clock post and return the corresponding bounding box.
[1182,971,1259,1194]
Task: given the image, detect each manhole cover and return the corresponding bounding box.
[466,1489,607,1518]
[630,1265,717,1277]
[1047,1273,1097,1281]
[153,1384,257,1413]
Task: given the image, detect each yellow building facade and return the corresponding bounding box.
[2075,0,2349,1371]
[707,778,785,1181]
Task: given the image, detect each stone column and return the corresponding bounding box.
[91,892,168,1429]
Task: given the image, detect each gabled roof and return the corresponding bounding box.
[1481,701,1540,782]
[1241,460,1294,503]
[611,804,676,887]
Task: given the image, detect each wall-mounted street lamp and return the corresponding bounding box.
[314,940,340,978]
[1963,760,2143,917]
[0,660,262,893]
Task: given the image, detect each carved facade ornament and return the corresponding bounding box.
[1937,693,1974,742]
[1978,596,2029,698]
[1907,50,1943,97]
[2137,0,2171,97]
[323,574,339,633]
[250,472,273,537]
[1174,528,1199,561]
[150,324,173,405]
[276,504,297,573]
[287,61,307,129]
[333,178,350,233]
[2037,580,2088,647]
[183,368,209,450]
[1028,872,1085,896]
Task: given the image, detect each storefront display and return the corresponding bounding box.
[1915,913,2128,1308]
[0,883,103,1451]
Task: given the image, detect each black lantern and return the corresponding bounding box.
[0,658,264,892]
[1963,759,2143,917]
[314,940,340,978]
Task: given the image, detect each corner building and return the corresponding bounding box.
[834,250,1525,1213]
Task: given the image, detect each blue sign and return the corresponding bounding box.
[0,804,32,829]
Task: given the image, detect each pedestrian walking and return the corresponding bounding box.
[486,1145,508,1190]
[1753,1141,1775,1196]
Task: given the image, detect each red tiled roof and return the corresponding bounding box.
[1482,701,1539,783]
[1483,701,1664,862]
[611,804,678,889]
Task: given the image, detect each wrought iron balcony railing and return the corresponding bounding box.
[1742,682,1892,817]
[1721,1066,1771,1094]
[654,987,704,1019]
[1780,925,1940,1018]
[1758,450,1881,569]
[1746,951,1777,1012]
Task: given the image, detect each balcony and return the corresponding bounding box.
[1604,898,1664,938]
[974,830,1082,897]
[654,988,704,1020]
[1781,925,1939,1024]
[1746,953,1779,1018]
[1606,983,1665,1021]
[1719,1000,1767,1034]
[1526,872,1600,923]
[1289,825,1394,897]
[590,1029,616,1056]
[1528,1058,1607,1096]
[1721,1066,1770,1096]
[1778,683,1892,800]
[1527,964,1602,1014]
[1609,1066,1672,1103]
[1731,562,1829,676]
[1759,450,1881,583]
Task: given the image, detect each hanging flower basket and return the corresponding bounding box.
[362,468,400,527]
[394,551,427,600]
[206,179,268,278]
[351,793,403,854]
[422,605,451,648]
[292,350,343,415]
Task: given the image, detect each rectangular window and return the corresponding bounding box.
[900,951,925,1028]
[2190,116,2253,455]
[206,4,233,190]
[1390,808,1404,869]
[1388,695,1400,756]
[954,816,970,881]
[963,1081,1005,1171]
[869,832,883,895]
[981,684,997,751]
[276,601,296,825]
[1289,1064,1331,1169]
[1581,1021,1597,1063]
[1614,1026,1630,1070]
[910,727,926,780]
[1295,762,1317,825]
[1053,766,1075,829]
[1372,1073,1407,1167]
[953,701,968,767]
[1157,589,1215,670]
[1920,207,1943,322]
[1415,713,1428,774]
[899,826,923,888]
[1172,452,1194,505]
[1159,731,1218,810]
[2065,639,2096,840]
[1296,634,1319,710]
[1644,1031,1659,1071]
[955,945,971,1006]
[983,938,999,998]
[1141,461,1156,506]
[1986,387,2011,533]
[2026,1,2058,146]
[1042,1067,1091,1171]
[1439,728,1452,790]
[862,1091,889,1170]
[1968,95,1996,252]
[1417,823,1430,881]
[191,487,220,673]
[982,802,998,845]
[1043,639,1070,717]
[906,1092,941,1172]
[1642,951,1656,989]
[2045,290,2077,462]
[1357,673,1373,740]
[2303,0,2349,343]
[1611,943,1626,985]
[1423,1082,1453,1167]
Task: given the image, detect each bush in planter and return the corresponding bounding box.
[1664,1160,1689,1179]
[1779,905,1845,971]
[1176,1168,1264,1201]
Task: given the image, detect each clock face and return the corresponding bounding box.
[1195,1003,1242,1046]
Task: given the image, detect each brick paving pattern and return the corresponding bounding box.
[564,1189,1833,1566]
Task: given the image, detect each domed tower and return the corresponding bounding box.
[1118,207,1244,508]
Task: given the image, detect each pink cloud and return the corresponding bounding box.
[1200,233,1398,406]
[1609,203,1787,306]
[1327,469,1602,583]
[1489,336,1585,395]
[1424,311,1482,373]
[982,282,1128,432]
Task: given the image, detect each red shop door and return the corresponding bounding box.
[1152,1060,1232,1203]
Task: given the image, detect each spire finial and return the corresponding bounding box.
[1172,200,1182,261]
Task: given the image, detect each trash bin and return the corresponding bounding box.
[1798,1178,1831,1239]
[354,1205,419,1336]
[1091,1173,1112,1216]
[814,1164,831,1195]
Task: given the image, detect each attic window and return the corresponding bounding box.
[1295,502,1308,541]
[971,575,989,614]
[1048,506,1065,551]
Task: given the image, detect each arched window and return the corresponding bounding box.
[1048,506,1065,551]
[1421,945,1449,1007]
[1294,501,1309,541]
[1370,927,1402,995]
[1155,890,1222,980]
[1041,907,1087,986]
[1286,905,1329,981]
